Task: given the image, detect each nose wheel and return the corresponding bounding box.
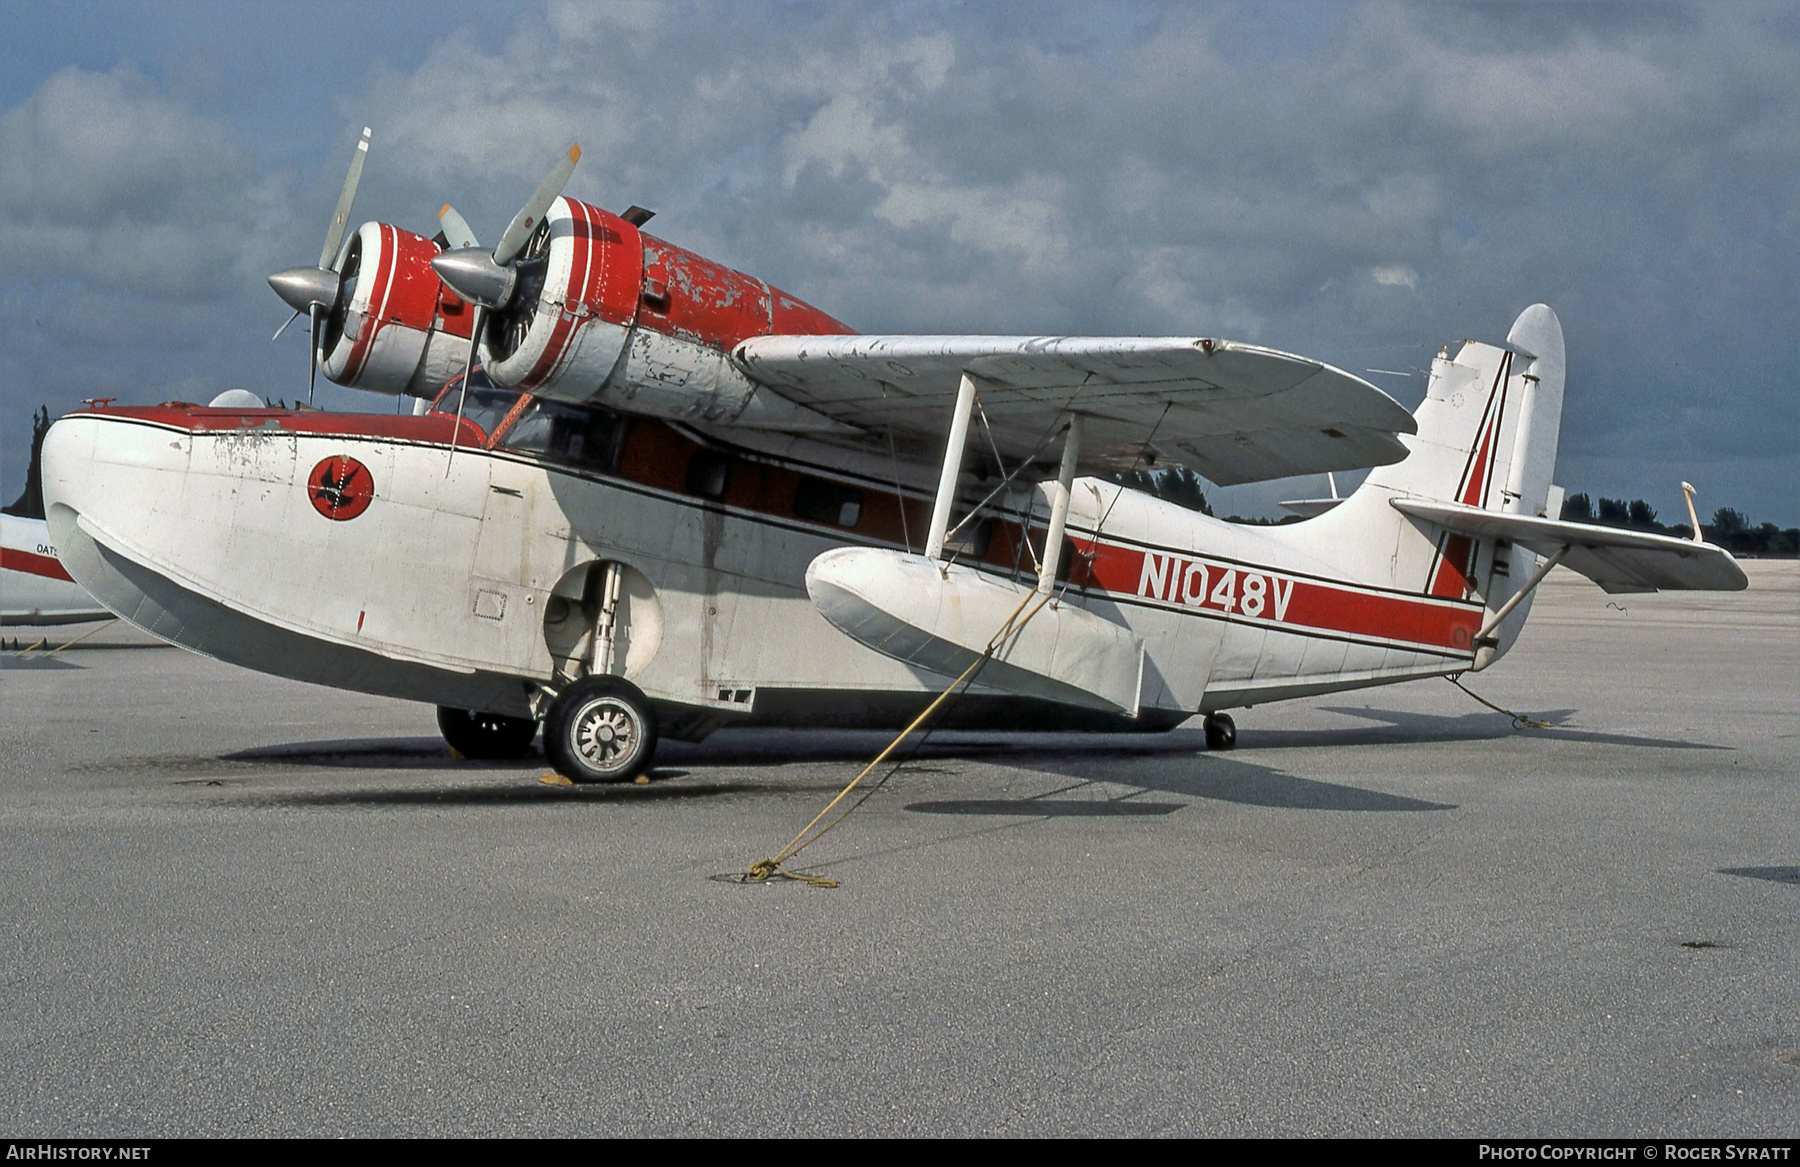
[1203,712,1237,751]
[544,676,659,783]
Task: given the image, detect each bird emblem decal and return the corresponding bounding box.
[307,455,374,521]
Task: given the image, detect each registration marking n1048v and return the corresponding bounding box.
[1137,552,1294,621]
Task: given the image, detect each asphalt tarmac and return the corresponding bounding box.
[2,564,1796,1137]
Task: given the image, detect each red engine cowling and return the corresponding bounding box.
[480,198,642,396]
[320,221,475,398]
[482,197,852,422]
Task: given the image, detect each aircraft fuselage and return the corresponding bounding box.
[42,393,1489,737]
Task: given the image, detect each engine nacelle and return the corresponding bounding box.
[320,221,475,398]
[482,197,852,426]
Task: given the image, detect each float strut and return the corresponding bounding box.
[924,374,979,563]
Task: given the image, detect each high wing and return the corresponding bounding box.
[1392,499,1748,594]
[733,335,1418,486]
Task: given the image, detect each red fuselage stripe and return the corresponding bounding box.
[1079,539,1480,652]
[1,546,74,582]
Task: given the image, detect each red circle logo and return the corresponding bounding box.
[307,455,375,521]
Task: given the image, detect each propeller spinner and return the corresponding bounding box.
[268,126,373,403]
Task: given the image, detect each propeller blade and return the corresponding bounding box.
[319,126,373,270]
[492,143,580,266]
[438,204,479,250]
[308,304,321,405]
[448,304,484,470]
[460,307,483,411]
[271,309,303,342]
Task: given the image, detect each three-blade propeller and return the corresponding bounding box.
[429,144,582,459]
[268,127,372,404]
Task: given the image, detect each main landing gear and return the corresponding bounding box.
[543,675,660,783]
[1203,712,1237,751]
[436,706,539,760]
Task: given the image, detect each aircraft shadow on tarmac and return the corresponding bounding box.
[214,731,1453,814]
[0,655,80,670]
[241,776,786,808]
[1253,706,1729,751]
[1719,866,1800,886]
[903,751,1456,814]
[904,797,1187,817]
[222,737,532,770]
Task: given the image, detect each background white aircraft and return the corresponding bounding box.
[3,409,110,627]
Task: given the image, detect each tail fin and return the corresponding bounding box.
[1294,305,1566,663]
[1371,304,1564,513]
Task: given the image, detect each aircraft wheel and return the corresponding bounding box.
[1203,712,1237,751]
[545,676,659,783]
[437,706,539,760]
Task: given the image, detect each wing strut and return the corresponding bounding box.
[922,369,1088,597]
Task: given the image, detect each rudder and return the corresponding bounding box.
[1287,304,1566,666]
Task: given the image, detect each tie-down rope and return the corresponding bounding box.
[1446,675,1560,730]
[737,587,1052,887]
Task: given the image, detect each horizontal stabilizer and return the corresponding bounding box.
[1392,499,1747,594]
[1279,497,1342,518]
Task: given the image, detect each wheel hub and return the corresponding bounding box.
[573,699,637,773]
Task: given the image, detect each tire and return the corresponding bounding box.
[1203,712,1237,751]
[437,706,539,760]
[544,676,659,783]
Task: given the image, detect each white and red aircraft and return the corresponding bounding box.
[4,411,111,627]
[1,514,110,628]
[38,137,1746,781]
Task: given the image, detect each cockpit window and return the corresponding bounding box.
[431,370,519,443]
[431,370,628,473]
[497,397,629,473]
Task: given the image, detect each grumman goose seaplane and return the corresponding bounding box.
[39,135,1746,782]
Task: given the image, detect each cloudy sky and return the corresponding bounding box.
[4,1,1795,522]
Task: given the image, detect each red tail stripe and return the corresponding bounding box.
[1,546,74,582]
[1429,533,1475,599]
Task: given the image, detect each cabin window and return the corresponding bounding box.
[685,450,732,500]
[794,476,864,528]
[942,518,992,559]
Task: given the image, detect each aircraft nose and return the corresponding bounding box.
[40,409,194,571]
[39,412,99,521]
